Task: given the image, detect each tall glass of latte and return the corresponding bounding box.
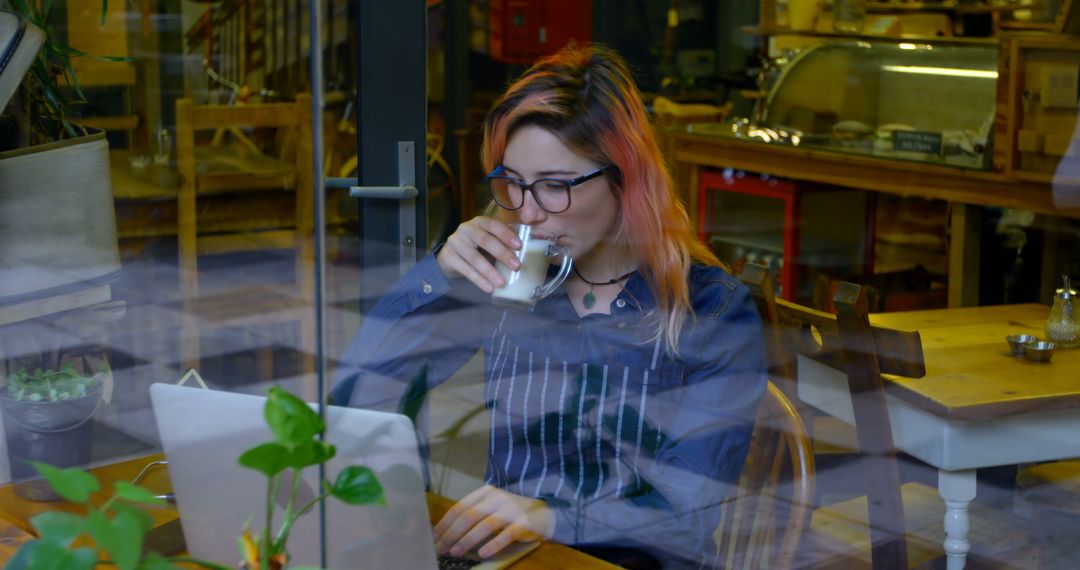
[491,223,573,310]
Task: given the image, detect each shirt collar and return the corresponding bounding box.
[533,269,655,320]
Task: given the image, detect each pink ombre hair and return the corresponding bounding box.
[481,45,722,353]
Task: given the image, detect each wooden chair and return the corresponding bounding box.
[715,380,815,570]
[739,263,859,455]
[740,263,1036,568]
[777,280,918,570]
[740,263,921,567]
[174,95,315,391]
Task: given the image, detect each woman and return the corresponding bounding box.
[332,45,765,569]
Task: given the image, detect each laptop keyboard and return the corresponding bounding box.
[436,553,482,569]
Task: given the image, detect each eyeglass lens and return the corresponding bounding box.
[489,177,571,213]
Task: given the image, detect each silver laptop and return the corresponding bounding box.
[150,383,536,570]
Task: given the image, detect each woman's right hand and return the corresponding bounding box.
[436,217,522,293]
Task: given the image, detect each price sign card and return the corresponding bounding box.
[893,130,943,155]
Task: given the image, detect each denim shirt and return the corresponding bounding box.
[331,253,766,569]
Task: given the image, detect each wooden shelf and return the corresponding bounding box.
[670,131,1080,218]
[740,25,999,45]
[864,2,959,13]
[864,1,1025,15]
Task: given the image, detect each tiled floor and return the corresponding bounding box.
[4,236,1079,568]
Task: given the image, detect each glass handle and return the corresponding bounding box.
[535,245,573,301]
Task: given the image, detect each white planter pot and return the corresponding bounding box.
[0,131,121,303]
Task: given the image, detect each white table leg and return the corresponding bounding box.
[938,469,977,570]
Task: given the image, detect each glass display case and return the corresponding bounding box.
[692,39,999,170]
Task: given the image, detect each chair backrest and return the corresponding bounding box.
[174,96,316,379]
[739,263,926,570]
[738,264,797,382]
[715,381,814,570]
[740,263,926,381]
[174,95,314,297]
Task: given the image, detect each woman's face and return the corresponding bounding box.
[501,124,620,262]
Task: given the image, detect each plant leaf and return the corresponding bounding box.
[264,387,323,446]
[3,539,36,570]
[238,440,337,476]
[31,463,100,503]
[284,440,336,470]
[114,482,167,506]
[329,466,385,506]
[10,0,33,22]
[238,442,291,477]
[109,503,156,534]
[86,509,144,570]
[58,55,85,101]
[54,44,133,63]
[29,511,84,547]
[21,540,95,570]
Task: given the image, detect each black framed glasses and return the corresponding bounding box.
[484,164,612,214]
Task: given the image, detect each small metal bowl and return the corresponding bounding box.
[1023,340,1056,363]
[1006,334,1038,356]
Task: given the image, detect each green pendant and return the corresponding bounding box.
[583,291,596,309]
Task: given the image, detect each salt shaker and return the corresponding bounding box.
[1046,275,1080,348]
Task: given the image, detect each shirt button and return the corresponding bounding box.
[615,299,627,309]
[421,282,433,294]
[617,323,627,329]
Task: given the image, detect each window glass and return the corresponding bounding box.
[2,1,1079,569]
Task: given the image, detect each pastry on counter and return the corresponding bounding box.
[831,119,875,149]
[874,123,916,154]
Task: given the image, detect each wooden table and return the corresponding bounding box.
[109,148,300,240]
[0,454,617,569]
[0,454,176,536]
[109,147,351,248]
[109,146,298,240]
[798,303,1080,570]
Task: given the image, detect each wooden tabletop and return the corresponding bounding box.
[0,454,176,536]
[0,454,616,569]
[110,148,295,201]
[0,518,35,562]
[869,303,1080,420]
[108,148,300,240]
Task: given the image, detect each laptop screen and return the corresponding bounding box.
[150,383,439,570]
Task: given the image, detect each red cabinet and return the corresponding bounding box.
[489,0,592,64]
[699,168,871,304]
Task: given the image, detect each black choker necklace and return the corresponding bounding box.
[573,267,635,309]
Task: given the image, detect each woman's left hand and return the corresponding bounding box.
[433,485,555,558]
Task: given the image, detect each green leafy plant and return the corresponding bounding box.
[2,1,128,150]
[3,364,102,402]
[2,462,230,570]
[3,386,385,570]
[237,386,385,570]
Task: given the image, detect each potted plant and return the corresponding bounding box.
[0,1,123,306]
[1,364,105,501]
[3,386,385,570]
